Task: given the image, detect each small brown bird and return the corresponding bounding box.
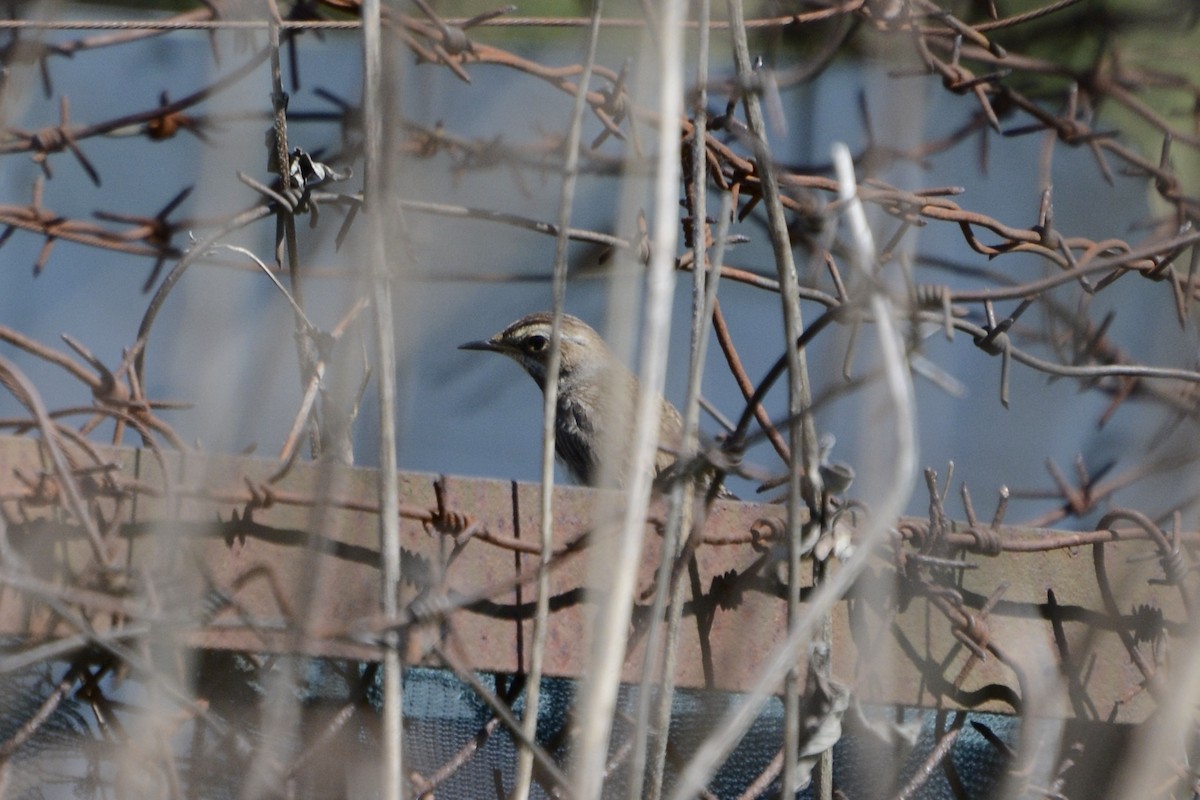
[459,312,686,488]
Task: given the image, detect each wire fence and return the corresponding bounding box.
[1,0,1200,798]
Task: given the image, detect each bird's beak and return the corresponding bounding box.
[458,338,502,353]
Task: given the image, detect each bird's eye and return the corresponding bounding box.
[524,334,549,353]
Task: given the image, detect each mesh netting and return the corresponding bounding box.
[2,659,1020,799]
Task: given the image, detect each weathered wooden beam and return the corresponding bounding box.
[0,435,1183,723]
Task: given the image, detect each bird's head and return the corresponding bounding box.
[458,312,612,390]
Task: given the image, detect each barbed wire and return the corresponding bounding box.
[2,0,1200,798]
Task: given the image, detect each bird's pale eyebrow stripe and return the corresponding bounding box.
[507,323,550,339]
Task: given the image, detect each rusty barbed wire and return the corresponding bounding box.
[3,1,1200,798]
